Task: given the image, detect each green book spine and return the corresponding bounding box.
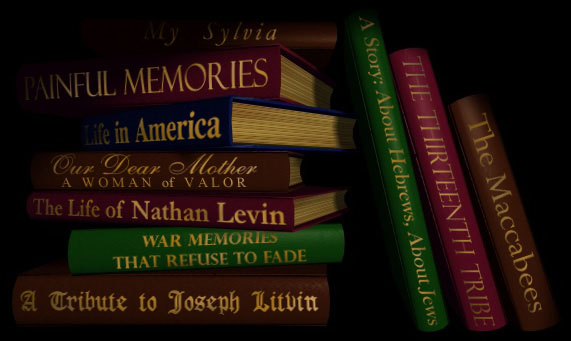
[343,10,448,331]
[68,224,344,274]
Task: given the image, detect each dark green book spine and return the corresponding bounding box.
[343,10,448,331]
[68,224,344,274]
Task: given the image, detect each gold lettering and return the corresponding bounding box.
[208,62,228,90]
[358,16,375,31]
[252,291,269,312]
[51,153,95,175]
[48,291,127,312]
[486,173,512,202]
[251,290,318,313]
[161,65,184,92]
[238,59,254,88]
[263,249,307,264]
[217,202,284,226]
[467,112,496,166]
[124,68,146,94]
[168,290,239,315]
[203,22,215,41]
[19,290,37,312]
[146,66,161,93]
[184,63,207,91]
[134,112,220,144]
[101,153,161,176]
[253,58,269,87]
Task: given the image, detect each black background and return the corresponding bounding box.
[4,1,568,339]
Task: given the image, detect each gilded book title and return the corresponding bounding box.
[17,289,320,316]
[47,153,257,190]
[22,57,269,102]
[30,195,288,227]
[83,110,222,147]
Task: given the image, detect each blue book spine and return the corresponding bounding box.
[81,97,234,151]
[81,96,357,152]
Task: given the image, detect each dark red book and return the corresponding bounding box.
[26,186,348,231]
[81,18,338,72]
[17,45,333,117]
[12,260,330,325]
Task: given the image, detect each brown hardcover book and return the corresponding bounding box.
[12,260,330,325]
[31,151,303,192]
[80,18,338,72]
[448,94,559,331]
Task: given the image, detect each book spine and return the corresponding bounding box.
[81,97,234,150]
[67,224,345,274]
[81,19,337,71]
[17,45,281,116]
[13,268,330,325]
[448,94,559,331]
[27,190,299,230]
[82,19,338,51]
[343,10,448,331]
[390,48,506,331]
[31,151,293,192]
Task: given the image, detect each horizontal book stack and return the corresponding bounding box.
[13,17,354,326]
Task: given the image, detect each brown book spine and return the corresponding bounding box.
[448,94,559,330]
[12,261,330,325]
[80,19,337,71]
[31,151,300,192]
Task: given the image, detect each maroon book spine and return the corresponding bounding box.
[12,261,330,325]
[26,187,347,231]
[81,18,338,72]
[17,45,295,116]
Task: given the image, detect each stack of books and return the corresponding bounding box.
[11,10,561,334]
[12,17,355,326]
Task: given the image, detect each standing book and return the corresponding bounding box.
[12,260,331,325]
[17,44,334,116]
[26,187,348,231]
[343,10,448,331]
[390,48,506,331]
[448,94,559,331]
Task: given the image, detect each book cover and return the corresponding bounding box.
[448,94,559,331]
[390,48,506,331]
[343,10,448,331]
[31,151,304,192]
[67,223,345,274]
[26,187,348,231]
[81,18,338,72]
[17,44,333,116]
[12,260,330,325]
[80,96,356,152]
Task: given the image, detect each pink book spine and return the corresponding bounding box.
[26,190,296,231]
[17,45,283,116]
[390,48,506,331]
